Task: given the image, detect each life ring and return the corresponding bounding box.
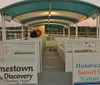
[36,29,42,37]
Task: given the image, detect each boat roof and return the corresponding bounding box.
[0,0,100,27]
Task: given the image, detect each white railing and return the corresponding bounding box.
[54,36,68,45]
[0,41,4,62]
[3,39,42,73]
[57,38,100,72]
[65,38,100,53]
[65,38,100,72]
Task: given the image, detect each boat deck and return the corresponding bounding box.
[38,68,72,85]
[38,47,72,85]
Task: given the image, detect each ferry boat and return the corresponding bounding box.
[0,0,100,85]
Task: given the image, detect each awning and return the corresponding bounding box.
[0,0,100,27]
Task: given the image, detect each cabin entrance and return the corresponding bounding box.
[42,35,64,71]
[42,46,65,71]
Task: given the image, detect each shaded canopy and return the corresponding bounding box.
[0,0,100,28]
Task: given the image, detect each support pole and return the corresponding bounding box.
[21,24,24,40]
[68,26,70,38]
[75,23,78,38]
[63,28,65,37]
[96,16,99,38]
[28,27,30,39]
[99,14,100,38]
[1,15,6,41]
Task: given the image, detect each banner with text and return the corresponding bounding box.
[0,62,37,85]
[73,53,100,85]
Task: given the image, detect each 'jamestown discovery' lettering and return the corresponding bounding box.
[0,65,34,83]
[0,65,34,72]
[4,73,33,80]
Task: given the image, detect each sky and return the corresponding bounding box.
[0,0,99,27]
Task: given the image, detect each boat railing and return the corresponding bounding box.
[3,39,42,73]
[57,38,100,72]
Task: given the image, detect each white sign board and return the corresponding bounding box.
[0,62,37,85]
[73,53,100,85]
